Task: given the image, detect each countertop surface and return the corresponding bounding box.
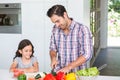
[1,69,120,80]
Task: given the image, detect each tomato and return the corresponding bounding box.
[13,69,19,72]
[14,71,20,77]
[13,69,24,78]
[19,70,24,75]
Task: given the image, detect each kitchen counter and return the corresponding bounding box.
[96,76,120,80]
[1,69,120,80]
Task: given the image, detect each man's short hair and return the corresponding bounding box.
[47,4,66,17]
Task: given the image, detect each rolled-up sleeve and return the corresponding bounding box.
[79,25,93,61]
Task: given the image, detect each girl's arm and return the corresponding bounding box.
[19,61,39,73]
[9,61,18,72]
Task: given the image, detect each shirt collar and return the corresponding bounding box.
[69,19,75,30]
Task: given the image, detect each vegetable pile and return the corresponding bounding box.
[12,67,99,80]
[76,67,100,76]
[28,71,76,80]
[13,69,26,80]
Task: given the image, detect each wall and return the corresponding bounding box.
[67,0,90,27]
[0,0,90,72]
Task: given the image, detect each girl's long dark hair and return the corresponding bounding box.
[13,39,34,60]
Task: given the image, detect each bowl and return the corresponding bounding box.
[76,75,98,80]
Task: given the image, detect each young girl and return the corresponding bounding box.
[10,39,39,73]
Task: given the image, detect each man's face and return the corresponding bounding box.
[50,14,68,30]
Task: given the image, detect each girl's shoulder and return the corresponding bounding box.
[31,56,38,62]
[14,57,22,62]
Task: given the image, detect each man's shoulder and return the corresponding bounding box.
[68,18,83,26]
[72,20,85,28]
[72,20,84,26]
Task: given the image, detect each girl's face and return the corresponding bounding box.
[19,45,33,59]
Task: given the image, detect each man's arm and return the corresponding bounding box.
[58,55,86,73]
[50,50,58,69]
[68,55,86,70]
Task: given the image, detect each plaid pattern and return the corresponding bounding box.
[50,20,93,72]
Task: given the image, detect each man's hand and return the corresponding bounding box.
[57,65,72,74]
[51,59,58,69]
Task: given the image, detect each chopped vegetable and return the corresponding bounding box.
[35,74,41,79]
[43,72,47,75]
[76,67,100,76]
[39,72,46,78]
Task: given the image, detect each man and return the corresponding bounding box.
[47,4,93,73]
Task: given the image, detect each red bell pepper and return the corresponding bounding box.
[56,71,65,80]
[44,73,56,80]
